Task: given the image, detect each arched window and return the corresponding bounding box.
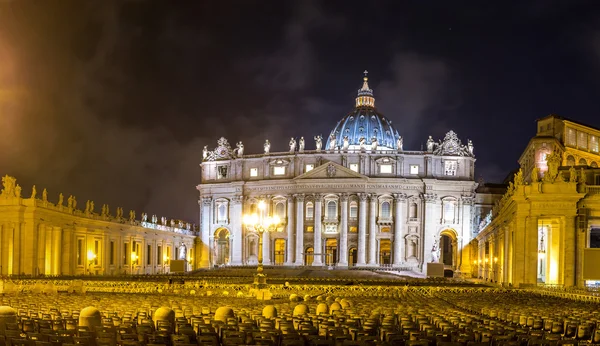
[275,203,285,218]
[579,158,588,166]
[591,161,598,168]
[349,201,358,218]
[409,203,417,219]
[217,205,227,223]
[250,203,257,214]
[381,201,391,218]
[327,201,337,219]
[306,202,314,219]
[443,200,455,223]
[567,155,576,166]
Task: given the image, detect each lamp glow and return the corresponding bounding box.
[87,250,97,262]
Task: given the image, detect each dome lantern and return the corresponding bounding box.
[356,70,375,108]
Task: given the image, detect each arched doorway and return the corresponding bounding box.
[349,248,357,267]
[273,239,286,265]
[214,228,230,266]
[379,240,391,265]
[439,229,457,267]
[305,247,314,266]
[325,239,337,266]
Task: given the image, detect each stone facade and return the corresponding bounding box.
[198,75,479,275]
[0,176,197,276]
[473,114,600,288]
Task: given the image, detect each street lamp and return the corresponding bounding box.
[87,250,97,275]
[242,200,282,289]
[131,252,139,275]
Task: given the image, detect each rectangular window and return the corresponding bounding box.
[350,205,357,218]
[109,241,114,265]
[273,166,286,175]
[596,175,600,185]
[305,164,314,172]
[349,163,358,172]
[147,245,152,265]
[349,226,358,233]
[217,165,228,179]
[380,164,392,174]
[444,161,457,176]
[306,204,314,219]
[566,128,577,146]
[306,226,314,233]
[250,168,258,177]
[410,165,419,175]
[157,246,162,265]
[124,243,128,265]
[579,132,588,149]
[591,136,599,153]
[77,239,83,266]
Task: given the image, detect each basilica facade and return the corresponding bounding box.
[198,74,479,274]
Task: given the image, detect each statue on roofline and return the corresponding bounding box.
[329,134,337,151]
[264,140,270,154]
[342,136,349,150]
[234,141,244,157]
[42,188,47,202]
[514,169,524,186]
[359,137,366,151]
[15,184,21,198]
[129,210,135,222]
[467,139,474,155]
[298,137,305,152]
[397,136,403,152]
[531,167,540,183]
[202,146,208,160]
[569,166,577,183]
[58,193,64,206]
[426,136,435,152]
[289,137,296,153]
[314,135,322,152]
[31,185,37,199]
[1,175,16,197]
[371,137,378,151]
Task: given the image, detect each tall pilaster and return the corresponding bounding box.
[313,194,323,266]
[285,196,295,265]
[423,193,438,267]
[339,193,349,266]
[357,193,367,266]
[393,193,406,266]
[294,194,305,265]
[562,215,576,287]
[262,198,272,265]
[199,197,212,268]
[230,196,243,265]
[367,194,377,265]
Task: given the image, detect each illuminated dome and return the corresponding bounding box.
[326,71,400,150]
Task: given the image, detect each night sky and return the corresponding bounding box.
[1,1,600,223]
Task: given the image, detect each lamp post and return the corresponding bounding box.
[87,250,97,275]
[131,252,139,275]
[242,200,282,290]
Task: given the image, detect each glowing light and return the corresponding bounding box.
[131,252,138,263]
[493,257,498,264]
[87,250,97,261]
[258,201,266,210]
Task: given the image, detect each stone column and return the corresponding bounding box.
[313,194,323,266]
[37,224,46,276]
[367,194,377,266]
[230,196,243,265]
[357,194,367,266]
[562,215,576,287]
[393,194,406,266]
[338,193,349,266]
[423,193,438,267]
[199,197,212,268]
[262,198,272,265]
[294,194,305,265]
[285,196,295,265]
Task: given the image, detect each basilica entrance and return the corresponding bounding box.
[349,247,357,267]
[379,240,391,265]
[325,239,337,266]
[273,239,286,265]
[213,228,230,266]
[439,229,457,267]
[305,247,314,266]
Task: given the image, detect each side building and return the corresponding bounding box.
[0,176,197,276]
[473,114,600,288]
[198,74,479,275]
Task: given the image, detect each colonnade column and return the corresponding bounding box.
[312,194,323,266]
[357,194,367,266]
[338,193,349,266]
[367,194,377,266]
[285,196,295,265]
[294,194,305,265]
[393,193,406,266]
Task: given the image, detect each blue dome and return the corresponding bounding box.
[325,72,400,150]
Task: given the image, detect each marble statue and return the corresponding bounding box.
[1,175,16,197]
[579,167,586,184]
[514,169,524,186]
[152,214,157,223]
[170,219,176,227]
[58,193,64,206]
[67,195,73,209]
[397,136,403,151]
[467,139,474,155]
[531,167,540,183]
[289,137,296,153]
[101,204,107,216]
[235,141,244,157]
[179,245,186,260]
[298,137,305,152]
[186,222,191,230]
[31,185,37,199]
[431,239,439,263]
[15,184,21,198]
[371,137,378,151]
[426,136,435,152]
[161,216,167,225]
[569,166,577,183]
[342,136,350,151]
[329,134,336,151]
[142,213,148,222]
[129,210,135,222]
[42,188,47,202]
[72,196,77,209]
[202,146,208,160]
[264,140,270,154]
[359,137,366,151]
[90,201,95,213]
[85,200,90,213]
[314,135,322,152]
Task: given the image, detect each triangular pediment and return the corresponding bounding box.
[294,161,368,180]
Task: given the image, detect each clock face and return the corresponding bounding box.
[217,147,228,157]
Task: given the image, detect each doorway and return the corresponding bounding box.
[214,228,230,266]
[325,239,337,266]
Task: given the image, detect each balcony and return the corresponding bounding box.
[377,217,394,225]
[586,185,600,196]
